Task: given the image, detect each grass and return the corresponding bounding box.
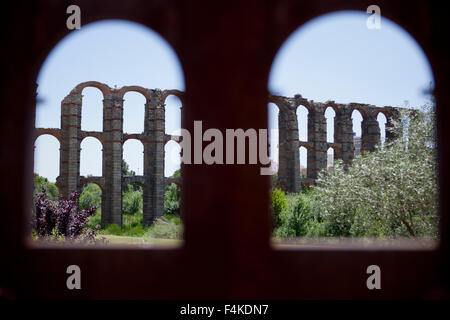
[98,234,182,247]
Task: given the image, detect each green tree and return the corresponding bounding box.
[33,173,59,200]
[313,103,438,237]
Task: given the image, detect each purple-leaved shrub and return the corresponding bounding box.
[33,187,106,244]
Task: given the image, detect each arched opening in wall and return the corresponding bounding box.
[327,147,334,172]
[81,87,103,132]
[123,139,144,176]
[80,137,102,177]
[123,92,146,134]
[299,146,308,178]
[33,134,60,201]
[165,95,182,135]
[297,105,308,142]
[325,107,336,143]
[352,109,363,157]
[377,112,387,148]
[31,19,185,247]
[268,10,436,247]
[79,182,102,230]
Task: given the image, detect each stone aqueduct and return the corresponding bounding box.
[34,81,401,226]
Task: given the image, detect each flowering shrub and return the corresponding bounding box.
[33,187,105,244]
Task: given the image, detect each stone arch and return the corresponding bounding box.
[351,109,363,137]
[123,133,145,144]
[34,134,61,182]
[70,81,112,98]
[299,146,308,176]
[296,105,309,142]
[79,178,104,191]
[80,131,104,145]
[123,91,146,134]
[162,89,184,104]
[79,86,104,132]
[164,94,182,135]
[327,147,335,171]
[34,128,61,144]
[350,104,369,119]
[324,106,336,143]
[377,111,388,146]
[123,138,144,176]
[118,86,152,100]
[80,136,103,177]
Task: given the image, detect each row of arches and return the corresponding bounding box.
[34,135,181,181]
[79,88,182,134]
[269,102,391,173]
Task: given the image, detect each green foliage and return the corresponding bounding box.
[79,183,101,209]
[122,189,143,216]
[271,188,288,228]
[146,217,183,239]
[314,103,438,238]
[164,183,180,215]
[33,173,58,200]
[274,192,325,237]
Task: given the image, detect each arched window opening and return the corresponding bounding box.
[165,95,182,135]
[80,137,102,177]
[297,105,309,142]
[299,146,308,178]
[33,135,60,200]
[327,147,334,172]
[352,110,363,157]
[325,107,336,143]
[81,87,103,132]
[123,139,144,176]
[377,112,387,147]
[123,92,146,134]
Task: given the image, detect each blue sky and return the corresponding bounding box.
[267,10,434,168]
[34,11,434,181]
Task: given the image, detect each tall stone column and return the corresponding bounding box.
[101,92,123,226]
[307,103,327,180]
[361,109,380,153]
[143,90,165,225]
[58,92,82,199]
[277,99,301,193]
[334,105,354,165]
[385,108,401,142]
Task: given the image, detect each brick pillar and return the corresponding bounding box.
[101,92,123,226]
[361,109,380,153]
[277,99,300,193]
[143,90,165,225]
[307,103,327,180]
[385,108,401,142]
[58,92,81,199]
[334,105,354,166]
